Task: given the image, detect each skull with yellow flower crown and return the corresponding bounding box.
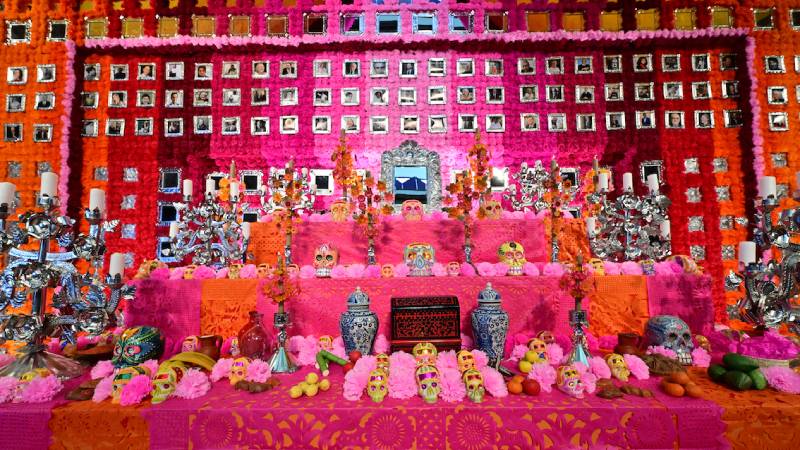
[375,353,390,374]
[556,365,584,399]
[498,241,526,276]
[526,338,548,364]
[456,350,475,373]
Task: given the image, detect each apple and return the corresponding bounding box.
[518,360,532,374]
[522,379,540,396]
[342,362,354,374]
[524,350,541,363]
[348,350,362,362]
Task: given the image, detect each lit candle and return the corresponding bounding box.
[109,253,125,277]
[40,172,58,197]
[660,220,671,238]
[597,172,609,191]
[229,181,239,198]
[241,222,251,239]
[89,188,106,214]
[758,176,776,198]
[169,222,179,238]
[0,182,15,206]
[622,172,634,192]
[182,179,193,197]
[585,216,597,237]
[738,241,756,266]
[205,178,216,195]
[646,174,659,194]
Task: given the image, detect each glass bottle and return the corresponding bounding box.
[238,311,270,359]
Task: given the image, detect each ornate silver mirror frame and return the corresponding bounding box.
[380,140,442,213]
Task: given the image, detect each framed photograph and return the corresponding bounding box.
[164,118,183,136]
[136,90,155,108]
[661,54,680,72]
[251,117,270,135]
[81,119,98,137]
[252,61,269,78]
[428,58,446,77]
[490,167,509,192]
[458,114,477,132]
[517,57,535,75]
[765,56,785,73]
[83,64,99,81]
[33,124,52,142]
[574,56,592,74]
[456,58,474,76]
[519,85,538,102]
[313,60,331,77]
[314,88,331,106]
[36,64,56,82]
[156,201,179,226]
[108,91,128,108]
[3,123,22,142]
[768,86,788,104]
[546,85,564,102]
[194,63,212,80]
[222,88,241,106]
[164,90,183,108]
[665,111,685,129]
[111,64,128,81]
[370,59,388,78]
[486,86,504,104]
[694,110,714,129]
[605,112,625,130]
[400,115,419,134]
[485,59,503,76]
[6,94,25,112]
[768,112,788,131]
[486,114,505,132]
[81,92,98,109]
[341,88,360,106]
[633,54,653,72]
[796,85,800,103]
[251,88,269,106]
[634,83,654,101]
[604,83,623,101]
[520,113,539,131]
[221,117,241,135]
[603,55,622,73]
[106,119,125,136]
[138,63,156,80]
[221,61,240,79]
[663,82,683,100]
[692,53,710,72]
[370,87,388,106]
[399,59,417,78]
[796,56,800,73]
[279,61,298,78]
[193,115,212,134]
[310,169,334,195]
[636,110,656,129]
[311,116,329,134]
[576,113,595,131]
[428,86,446,104]
[341,115,360,133]
[457,86,475,104]
[724,109,743,128]
[692,82,711,100]
[344,60,361,77]
[722,80,739,98]
[428,115,446,133]
[193,89,212,107]
[547,113,567,132]
[545,57,563,75]
[720,53,738,71]
[165,62,184,80]
[280,87,298,106]
[7,66,28,85]
[370,116,388,134]
[575,85,594,103]
[34,92,55,110]
[398,87,417,106]
[134,118,153,136]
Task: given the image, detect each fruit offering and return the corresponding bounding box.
[506,375,540,396]
[290,372,332,398]
[659,371,702,398]
[707,353,766,392]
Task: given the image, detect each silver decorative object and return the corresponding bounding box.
[258,162,315,265]
[268,308,297,373]
[380,140,442,214]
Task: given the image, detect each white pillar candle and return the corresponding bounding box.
[795,171,800,190]
[597,172,609,191]
[229,181,239,198]
[241,222,251,239]
[0,182,15,206]
[205,178,216,195]
[758,176,776,198]
[109,253,125,277]
[182,179,193,197]
[40,172,58,197]
[660,220,671,238]
[738,241,757,265]
[585,216,597,236]
[622,172,634,191]
[647,174,659,194]
[89,188,105,214]
[169,222,179,238]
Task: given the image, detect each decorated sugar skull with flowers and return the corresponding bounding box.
[556,365,584,399]
[446,261,461,277]
[375,353,390,374]
[151,361,186,404]
[498,241,526,276]
[380,264,394,278]
[256,264,272,278]
[330,200,350,222]
[526,338,548,364]
[456,350,475,373]
[537,330,556,345]
[313,244,338,278]
[366,369,388,403]
[404,242,435,277]
[401,200,424,221]
[416,365,440,404]
[227,263,243,279]
[605,353,630,382]
[181,335,199,353]
[112,365,151,404]
[229,337,241,357]
[463,368,485,403]
[112,326,165,368]
[412,342,438,367]
[229,357,251,385]
[480,199,502,220]
[183,265,198,280]
[588,258,605,276]
[646,315,694,365]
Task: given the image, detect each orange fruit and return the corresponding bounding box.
[507,381,523,395]
[512,375,525,384]
[669,371,691,385]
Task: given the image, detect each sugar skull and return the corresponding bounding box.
[412,342,438,367]
[229,337,241,357]
[229,357,251,385]
[375,353,390,374]
[605,353,630,382]
[537,330,556,345]
[463,368,485,403]
[183,265,198,280]
[19,368,51,383]
[480,200,502,220]
[256,264,272,278]
[112,365,151,404]
[330,200,350,222]
[498,241,526,276]
[404,243,435,277]
[313,244,338,278]
[640,259,656,276]
[588,258,605,276]
[135,259,166,279]
[151,360,186,404]
[286,264,300,276]
[401,200,424,221]
[416,365,441,404]
[366,369,389,403]
[556,365,584,399]
[446,261,461,277]
[646,315,694,365]
[227,263,243,279]
[695,334,711,353]
[666,254,701,275]
[380,264,394,278]
[181,335,199,353]
[112,326,165,368]
[318,335,334,352]
[456,350,475,373]
[526,338,548,364]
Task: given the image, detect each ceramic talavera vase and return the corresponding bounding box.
[339,287,379,355]
[471,283,509,367]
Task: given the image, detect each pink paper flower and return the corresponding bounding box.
[460,264,476,277]
[761,366,800,394]
[691,347,711,368]
[481,366,508,398]
[623,354,650,380]
[150,267,171,280]
[92,376,114,402]
[542,263,564,276]
[494,263,510,276]
[169,267,187,280]
[246,359,272,383]
[472,349,488,369]
[119,374,152,405]
[580,371,597,394]
[436,350,457,369]
[174,369,211,399]
[330,265,348,279]
[527,363,556,393]
[346,264,366,278]
[509,344,528,362]
[602,262,621,275]
[388,351,418,399]
[438,367,466,402]
[654,261,683,275]
[91,360,115,380]
[373,334,390,354]
[19,375,63,403]
[192,265,216,280]
[461,333,474,350]
[299,265,316,279]
[620,261,643,275]
[343,355,377,401]
[142,359,159,377]
[239,264,258,279]
[589,356,612,379]
[523,262,540,276]
[210,358,234,382]
[476,262,496,276]
[546,343,564,365]
[0,377,19,403]
[432,263,448,277]
[215,268,229,279]
[365,265,382,278]
[393,264,410,277]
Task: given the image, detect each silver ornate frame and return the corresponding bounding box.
[380,140,442,213]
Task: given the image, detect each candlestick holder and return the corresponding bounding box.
[560,255,592,366]
[258,163,314,265]
[264,253,299,373]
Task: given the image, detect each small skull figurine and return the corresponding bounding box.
[181,335,199,353]
[256,263,272,278]
[646,315,694,365]
[695,335,711,353]
[183,265,198,280]
[380,264,394,278]
[416,365,441,404]
[286,264,300,276]
[318,335,334,352]
[412,342,438,367]
[446,261,461,277]
[366,369,389,403]
[401,200,424,221]
[228,337,241,357]
[456,350,475,373]
[537,330,556,345]
[19,368,51,383]
[463,368,485,403]
[480,199,502,220]
[498,241,526,276]
[135,259,166,279]
[151,361,186,404]
[605,353,630,382]
[112,365,151,404]
[526,338,548,364]
[330,200,350,222]
[229,357,251,385]
[313,244,338,278]
[588,258,606,276]
[112,326,165,368]
[404,242,435,277]
[227,263,243,279]
[556,365,585,399]
[375,353,390,374]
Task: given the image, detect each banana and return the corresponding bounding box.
[169,351,216,371]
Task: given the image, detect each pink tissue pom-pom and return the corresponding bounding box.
[437,350,457,369]
[589,356,612,379]
[603,262,621,275]
[585,332,600,353]
[739,328,800,359]
[174,369,211,399]
[573,362,589,375]
[330,265,348,279]
[394,263,411,277]
[554,334,572,353]
[19,375,63,403]
[373,334,389,354]
[542,263,565,276]
[343,355,377,401]
[119,374,151,406]
[149,267,171,280]
[0,377,19,403]
[293,336,319,366]
[438,367,466,402]
[580,372,597,394]
[299,265,316,279]
[142,359,159,377]
[388,351,418,399]
[523,262,540,276]
[169,267,186,280]
[430,211,446,220]
[215,268,229,279]
[654,261,683,275]
[494,263,509,276]
[476,262,496,276]
[246,359,272,383]
[432,263,447,277]
[91,360,115,380]
[239,264,258,279]
[527,363,556,393]
[509,344,528,362]
[472,350,488,369]
[365,265,382,278]
[210,358,234,382]
[346,264,366,278]
[623,354,650,380]
[646,346,677,359]
[460,263,476,277]
[92,376,114,402]
[546,343,564,365]
[761,366,800,394]
[192,265,217,280]
[620,261,643,275]
[461,333,473,350]
[598,335,618,351]
[481,366,508,398]
[332,336,347,360]
[691,347,711,368]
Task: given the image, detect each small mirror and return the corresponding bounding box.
[47,20,68,41]
[560,167,580,190]
[159,168,181,193]
[310,169,333,195]
[639,160,664,185]
[207,172,226,190]
[381,140,441,212]
[490,167,509,192]
[156,237,178,262]
[240,170,263,194]
[393,166,428,204]
[158,202,179,225]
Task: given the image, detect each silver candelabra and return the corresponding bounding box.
[258,164,314,265]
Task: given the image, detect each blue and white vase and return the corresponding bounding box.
[339,287,379,355]
[470,283,509,367]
